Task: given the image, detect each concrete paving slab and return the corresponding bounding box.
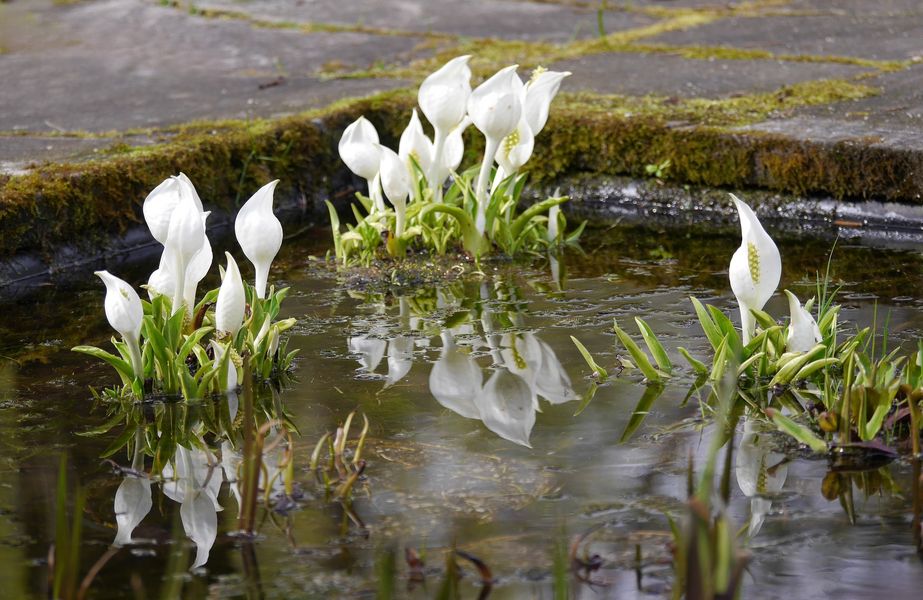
[551,52,870,98]
[647,14,923,61]
[194,0,656,41]
[0,0,417,133]
[0,136,123,173]
[786,0,923,15]
[793,64,923,130]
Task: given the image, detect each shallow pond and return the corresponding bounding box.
[1,224,922,599]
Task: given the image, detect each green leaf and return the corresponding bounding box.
[614,321,661,382]
[572,383,598,417]
[765,408,827,452]
[690,296,723,351]
[570,336,608,381]
[634,317,672,374]
[619,383,664,443]
[72,345,134,385]
[509,196,568,241]
[677,347,708,375]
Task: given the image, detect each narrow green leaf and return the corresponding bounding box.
[614,321,661,382]
[635,317,672,373]
[570,336,608,381]
[677,347,708,375]
[765,408,827,452]
[619,383,665,443]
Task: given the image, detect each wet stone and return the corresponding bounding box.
[646,14,923,61]
[551,52,871,98]
[0,0,417,134]
[194,0,656,41]
[788,63,923,130]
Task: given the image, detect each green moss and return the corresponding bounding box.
[0,79,918,263]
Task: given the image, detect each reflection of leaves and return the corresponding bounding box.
[572,383,598,417]
[620,383,665,443]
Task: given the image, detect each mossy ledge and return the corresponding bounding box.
[1,86,922,287]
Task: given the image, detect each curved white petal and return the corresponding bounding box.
[496,115,535,176]
[729,194,781,342]
[182,489,217,569]
[235,180,283,299]
[399,109,434,176]
[785,290,822,353]
[468,65,523,143]
[95,270,143,343]
[215,252,246,338]
[182,212,212,309]
[378,145,411,208]
[143,177,183,244]
[419,55,472,133]
[534,339,576,404]
[736,419,789,537]
[523,69,570,136]
[339,117,381,181]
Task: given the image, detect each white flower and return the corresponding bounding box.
[164,181,207,315]
[468,65,523,234]
[522,69,570,137]
[210,340,238,392]
[495,115,535,179]
[95,270,144,378]
[729,194,781,343]
[215,252,246,339]
[379,145,411,237]
[419,55,472,133]
[235,180,283,299]
[398,109,434,178]
[385,335,414,388]
[784,290,822,353]
[338,116,381,181]
[468,65,522,144]
[348,335,387,373]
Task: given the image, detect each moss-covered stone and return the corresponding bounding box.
[1,78,921,265]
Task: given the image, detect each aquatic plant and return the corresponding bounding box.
[329,56,582,265]
[73,174,298,401]
[599,194,923,459]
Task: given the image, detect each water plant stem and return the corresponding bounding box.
[430,127,447,203]
[475,137,500,235]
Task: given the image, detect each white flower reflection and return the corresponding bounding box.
[736,418,789,537]
[348,283,578,447]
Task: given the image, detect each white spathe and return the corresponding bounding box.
[784,289,822,353]
[419,55,472,133]
[399,109,434,177]
[728,194,781,343]
[113,475,152,546]
[379,145,412,237]
[522,69,570,136]
[468,65,523,143]
[338,116,381,181]
[95,270,144,378]
[469,65,523,234]
[235,180,283,299]
[165,182,207,315]
[215,252,246,339]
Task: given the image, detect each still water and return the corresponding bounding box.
[1,224,922,599]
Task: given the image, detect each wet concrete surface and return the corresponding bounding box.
[552,52,871,98]
[648,14,923,61]
[193,0,655,41]
[0,0,416,134]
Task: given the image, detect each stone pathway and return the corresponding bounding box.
[2,0,921,166]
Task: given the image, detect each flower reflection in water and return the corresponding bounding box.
[100,384,295,570]
[736,417,789,538]
[346,278,577,447]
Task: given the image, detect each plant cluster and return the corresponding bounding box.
[587,194,923,457]
[329,55,584,265]
[73,174,297,401]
